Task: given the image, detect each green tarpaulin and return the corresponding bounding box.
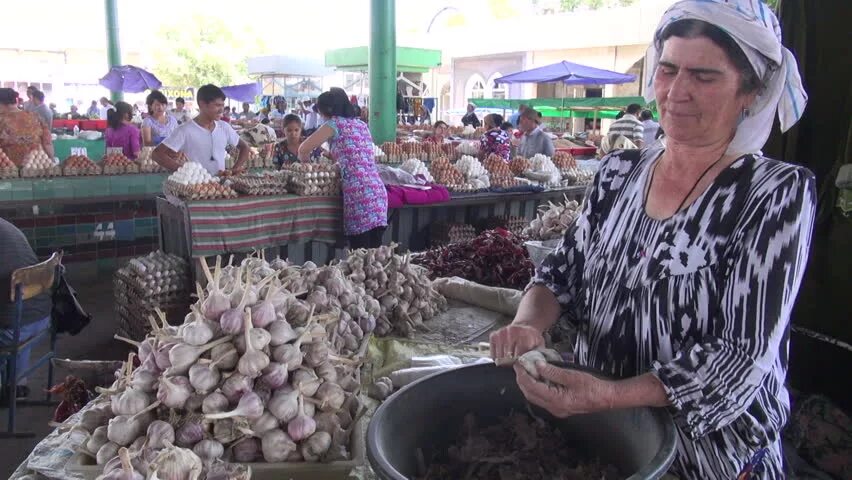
[325,46,442,73]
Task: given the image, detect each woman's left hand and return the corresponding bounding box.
[514,362,614,418]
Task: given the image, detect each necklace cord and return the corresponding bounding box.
[645,151,728,214]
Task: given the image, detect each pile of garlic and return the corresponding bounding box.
[338,244,448,337]
[523,196,583,240]
[78,255,366,478]
[0,147,19,179]
[400,158,434,183]
[527,154,562,187]
[21,149,61,177]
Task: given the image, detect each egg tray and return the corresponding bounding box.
[230,173,290,196]
[20,166,62,178]
[163,179,238,200]
[139,163,167,173]
[0,166,19,179]
[559,168,595,186]
[444,183,487,194]
[490,176,525,189]
[288,180,342,197]
[103,164,141,175]
[63,165,102,176]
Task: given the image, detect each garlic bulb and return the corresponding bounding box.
[192,439,224,461]
[261,429,297,462]
[237,309,270,377]
[232,437,261,462]
[96,441,121,466]
[188,361,221,394]
[250,410,280,436]
[287,395,316,442]
[300,431,332,462]
[268,388,299,422]
[146,420,175,450]
[201,392,229,414]
[147,443,203,480]
[204,391,263,420]
[157,376,193,409]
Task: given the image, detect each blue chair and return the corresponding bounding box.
[0,252,61,438]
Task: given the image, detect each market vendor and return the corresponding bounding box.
[105,102,141,160]
[515,107,554,158]
[299,88,388,249]
[152,84,250,175]
[0,88,54,164]
[460,103,481,128]
[425,121,449,143]
[490,1,812,479]
[141,90,178,146]
[479,113,511,161]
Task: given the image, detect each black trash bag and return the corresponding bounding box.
[51,272,91,335]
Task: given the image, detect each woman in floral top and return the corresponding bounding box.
[299,88,388,248]
[479,113,511,161]
[0,88,54,165]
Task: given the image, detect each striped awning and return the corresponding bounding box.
[186,195,343,257]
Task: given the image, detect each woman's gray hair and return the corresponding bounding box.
[660,19,764,95]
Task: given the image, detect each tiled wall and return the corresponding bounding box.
[0,174,167,267]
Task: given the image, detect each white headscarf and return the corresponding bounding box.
[644,0,807,157]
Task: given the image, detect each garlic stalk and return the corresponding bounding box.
[166,335,232,375]
[204,391,263,420]
[287,394,316,442]
[237,309,270,377]
[200,257,230,322]
[97,447,143,480]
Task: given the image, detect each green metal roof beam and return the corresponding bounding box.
[325,46,441,73]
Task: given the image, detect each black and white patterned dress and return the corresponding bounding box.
[532,147,816,479]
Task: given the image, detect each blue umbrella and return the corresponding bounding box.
[221,83,261,103]
[495,61,636,86]
[99,65,162,93]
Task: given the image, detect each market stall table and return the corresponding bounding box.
[157,193,344,264]
[158,186,588,274]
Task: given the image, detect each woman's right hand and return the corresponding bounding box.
[490,324,545,366]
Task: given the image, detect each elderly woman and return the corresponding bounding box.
[490,1,812,479]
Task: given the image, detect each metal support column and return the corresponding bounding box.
[104,0,123,102]
[369,0,397,144]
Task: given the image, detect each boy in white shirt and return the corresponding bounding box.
[153,85,250,175]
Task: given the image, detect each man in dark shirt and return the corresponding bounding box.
[0,218,52,400]
[461,103,481,128]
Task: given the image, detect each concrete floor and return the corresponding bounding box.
[1,261,132,479]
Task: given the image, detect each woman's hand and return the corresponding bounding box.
[514,362,614,418]
[490,324,545,364]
